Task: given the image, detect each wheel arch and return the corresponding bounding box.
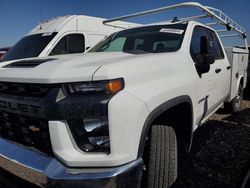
[137,95,194,158]
[240,76,244,87]
[237,75,245,92]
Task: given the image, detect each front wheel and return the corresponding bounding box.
[224,85,243,113]
[147,125,178,188]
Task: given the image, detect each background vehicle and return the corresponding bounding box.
[1,15,138,62]
[0,2,248,188]
[0,47,11,59]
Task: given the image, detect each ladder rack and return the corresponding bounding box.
[103,2,248,47]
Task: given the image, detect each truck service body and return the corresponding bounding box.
[0,2,248,188]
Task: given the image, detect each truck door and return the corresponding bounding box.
[190,26,212,124]
[204,28,230,111]
[190,26,230,124]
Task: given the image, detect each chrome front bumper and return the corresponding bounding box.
[0,138,143,188]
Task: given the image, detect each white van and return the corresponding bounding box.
[1,15,138,61]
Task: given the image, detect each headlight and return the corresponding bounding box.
[63,78,124,95]
[63,78,124,154]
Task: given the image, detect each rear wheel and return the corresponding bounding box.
[146,125,177,188]
[224,85,243,113]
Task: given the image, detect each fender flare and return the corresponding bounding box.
[137,95,194,158]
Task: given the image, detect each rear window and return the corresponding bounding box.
[2,33,57,62]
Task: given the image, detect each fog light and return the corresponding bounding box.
[83,119,108,133]
[89,136,110,147]
[68,118,110,153]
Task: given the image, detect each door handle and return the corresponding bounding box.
[215,68,222,73]
[227,66,231,70]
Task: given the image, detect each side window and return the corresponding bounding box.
[134,39,144,50]
[204,29,224,60]
[190,26,206,62]
[100,37,126,52]
[50,34,85,55]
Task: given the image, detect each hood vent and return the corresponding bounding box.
[3,58,56,68]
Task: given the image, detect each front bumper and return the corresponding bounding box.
[0,138,143,188]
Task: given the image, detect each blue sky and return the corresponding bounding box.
[0,0,249,47]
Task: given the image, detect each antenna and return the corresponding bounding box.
[39,1,44,30]
[172,16,180,23]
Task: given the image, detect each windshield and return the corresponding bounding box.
[90,24,187,54]
[2,32,57,61]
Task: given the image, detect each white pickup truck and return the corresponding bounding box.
[1,15,137,62]
[0,2,248,188]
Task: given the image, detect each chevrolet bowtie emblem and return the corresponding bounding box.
[29,126,40,132]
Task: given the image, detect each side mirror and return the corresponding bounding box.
[195,59,210,74]
[195,36,215,74]
[196,54,215,65]
[200,36,215,64]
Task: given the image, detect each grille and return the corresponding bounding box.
[0,82,53,98]
[0,111,53,155]
[0,82,57,156]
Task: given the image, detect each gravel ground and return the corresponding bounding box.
[172,89,250,188]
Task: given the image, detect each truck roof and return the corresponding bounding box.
[28,15,140,36]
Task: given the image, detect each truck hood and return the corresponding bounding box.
[0,52,137,83]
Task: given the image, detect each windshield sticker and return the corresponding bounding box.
[159,28,184,34]
[42,32,53,36]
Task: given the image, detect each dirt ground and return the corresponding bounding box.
[172,88,250,188]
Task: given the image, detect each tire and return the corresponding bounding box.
[224,85,243,113]
[147,125,177,188]
[241,168,250,188]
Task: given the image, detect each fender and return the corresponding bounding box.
[137,95,194,158]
